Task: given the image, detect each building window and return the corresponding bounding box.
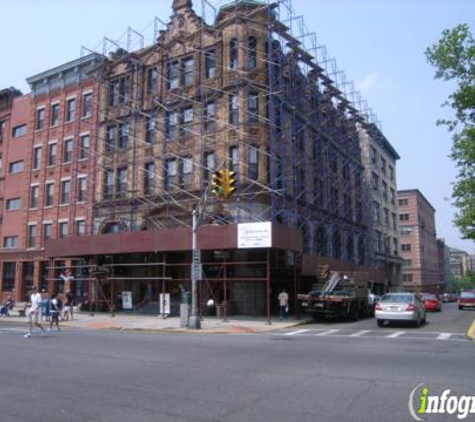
[166,111,178,139]
[145,116,155,144]
[59,222,68,238]
[205,102,216,132]
[109,80,119,106]
[181,157,193,188]
[106,126,116,152]
[77,177,87,202]
[204,151,215,181]
[36,108,45,130]
[30,186,39,209]
[82,93,92,117]
[9,160,24,174]
[27,224,37,248]
[32,146,42,170]
[372,172,379,191]
[402,274,413,282]
[45,183,54,207]
[2,262,16,291]
[6,198,21,211]
[381,157,387,176]
[12,124,27,138]
[144,162,155,195]
[182,57,194,87]
[182,106,193,138]
[63,138,73,163]
[370,146,377,165]
[248,36,257,69]
[383,208,389,226]
[382,181,388,200]
[165,159,178,190]
[398,198,409,206]
[248,145,259,180]
[229,94,239,125]
[390,188,395,205]
[205,49,216,79]
[229,146,239,174]
[23,262,35,291]
[399,213,409,221]
[117,167,127,198]
[248,92,259,123]
[60,180,71,205]
[104,170,114,199]
[389,165,394,181]
[403,259,412,267]
[401,243,411,252]
[0,120,4,142]
[66,98,76,122]
[119,122,129,149]
[392,238,398,255]
[392,212,397,231]
[147,67,158,94]
[167,62,179,89]
[373,201,380,224]
[43,223,52,241]
[76,220,86,236]
[51,103,60,126]
[3,236,18,249]
[230,38,238,70]
[79,134,90,159]
[48,143,57,166]
[109,76,130,106]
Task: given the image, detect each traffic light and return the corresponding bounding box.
[211,169,237,198]
[223,169,237,197]
[211,170,225,197]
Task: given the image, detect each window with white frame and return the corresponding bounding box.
[43,223,52,241]
[229,94,239,125]
[32,146,42,170]
[9,160,23,174]
[63,138,73,163]
[182,57,194,86]
[181,157,193,187]
[12,124,27,138]
[248,145,259,180]
[51,103,60,126]
[27,224,37,248]
[45,182,54,207]
[165,159,177,191]
[66,98,76,122]
[48,143,57,166]
[82,93,92,117]
[204,151,215,181]
[167,61,179,89]
[116,167,127,198]
[182,106,193,138]
[60,180,71,205]
[77,177,87,202]
[229,146,239,173]
[3,236,18,249]
[59,221,68,238]
[76,219,86,236]
[30,186,39,209]
[144,162,155,195]
[79,134,90,159]
[36,108,45,130]
[6,198,21,211]
[104,170,114,199]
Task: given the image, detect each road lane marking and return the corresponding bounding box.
[349,330,371,337]
[284,329,310,336]
[386,331,405,338]
[437,333,452,340]
[315,329,340,336]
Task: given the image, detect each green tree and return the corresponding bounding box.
[425,24,475,240]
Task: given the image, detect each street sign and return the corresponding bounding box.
[192,249,201,263]
[192,262,202,281]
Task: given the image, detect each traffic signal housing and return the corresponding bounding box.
[211,169,237,198]
[211,170,225,197]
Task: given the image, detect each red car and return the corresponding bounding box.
[458,291,475,310]
[421,294,442,312]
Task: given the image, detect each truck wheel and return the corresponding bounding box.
[349,305,359,321]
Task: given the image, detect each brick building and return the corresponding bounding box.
[398,189,441,293]
[0,0,400,315]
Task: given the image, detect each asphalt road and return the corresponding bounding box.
[0,303,473,422]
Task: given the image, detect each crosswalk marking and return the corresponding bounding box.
[437,333,452,340]
[284,329,310,336]
[386,331,405,338]
[315,329,340,337]
[350,330,371,337]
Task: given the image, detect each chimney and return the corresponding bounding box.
[172,0,192,11]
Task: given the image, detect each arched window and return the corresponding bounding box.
[230,38,238,70]
[248,36,257,69]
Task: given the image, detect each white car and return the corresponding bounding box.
[375,293,426,327]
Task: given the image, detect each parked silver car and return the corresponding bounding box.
[375,293,426,327]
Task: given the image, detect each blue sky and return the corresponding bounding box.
[1,0,474,252]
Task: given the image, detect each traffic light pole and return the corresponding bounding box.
[189,209,201,329]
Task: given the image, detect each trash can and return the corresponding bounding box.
[179,285,191,328]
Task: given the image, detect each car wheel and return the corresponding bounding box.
[459,306,463,310]
[377,319,384,327]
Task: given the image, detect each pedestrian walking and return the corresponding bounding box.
[49,293,63,332]
[24,286,45,338]
[64,290,74,320]
[278,289,289,320]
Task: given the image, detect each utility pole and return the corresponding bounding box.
[189,209,201,329]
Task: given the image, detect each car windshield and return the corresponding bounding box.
[381,294,412,303]
[460,292,475,299]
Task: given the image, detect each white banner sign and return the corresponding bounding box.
[238,222,272,249]
[122,291,133,310]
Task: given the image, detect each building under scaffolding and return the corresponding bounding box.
[0,0,401,317]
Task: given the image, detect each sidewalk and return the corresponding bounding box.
[1,311,307,334]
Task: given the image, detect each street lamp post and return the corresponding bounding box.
[189,209,201,329]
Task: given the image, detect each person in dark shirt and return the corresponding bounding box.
[0,296,14,316]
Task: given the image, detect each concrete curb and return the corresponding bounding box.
[467,317,475,341]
